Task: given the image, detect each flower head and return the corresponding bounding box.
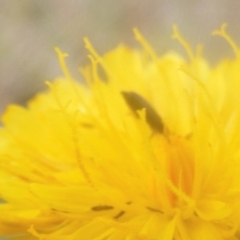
[1,24,240,239]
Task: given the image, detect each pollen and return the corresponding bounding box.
[1,24,240,239]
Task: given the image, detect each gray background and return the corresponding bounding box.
[1,0,240,116]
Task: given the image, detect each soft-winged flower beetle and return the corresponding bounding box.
[122,91,164,134]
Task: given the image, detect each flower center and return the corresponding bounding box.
[164,136,195,212]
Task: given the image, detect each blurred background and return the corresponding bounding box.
[1,0,240,115]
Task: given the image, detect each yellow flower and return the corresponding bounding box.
[1,24,240,239]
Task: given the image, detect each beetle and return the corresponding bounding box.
[122,91,164,134]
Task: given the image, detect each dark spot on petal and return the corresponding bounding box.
[146,206,163,214]
[80,123,94,128]
[114,211,125,219]
[91,205,114,211]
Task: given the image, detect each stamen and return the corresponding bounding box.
[179,67,225,146]
[45,81,94,188]
[212,23,240,59]
[165,177,195,207]
[54,47,72,80]
[87,55,101,85]
[133,28,158,61]
[83,38,112,78]
[54,47,80,99]
[172,25,195,61]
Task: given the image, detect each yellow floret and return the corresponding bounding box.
[1,25,240,239]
